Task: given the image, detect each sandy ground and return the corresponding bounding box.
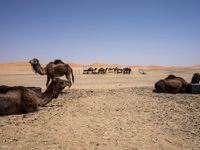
[0,67,200,150]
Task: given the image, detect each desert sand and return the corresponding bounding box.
[0,62,200,150]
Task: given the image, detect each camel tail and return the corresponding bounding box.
[65,64,74,84]
[71,67,74,83]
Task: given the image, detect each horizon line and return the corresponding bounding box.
[0,61,199,68]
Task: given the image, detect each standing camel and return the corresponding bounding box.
[123,67,131,74]
[114,67,123,74]
[98,68,108,74]
[29,58,74,87]
[0,78,69,115]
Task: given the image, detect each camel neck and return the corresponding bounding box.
[33,64,46,75]
[38,87,55,106]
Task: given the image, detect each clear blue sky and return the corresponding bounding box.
[0,0,199,66]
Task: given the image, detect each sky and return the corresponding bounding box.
[0,0,200,66]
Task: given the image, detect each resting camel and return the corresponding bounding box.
[83,67,97,74]
[29,58,74,87]
[153,73,200,93]
[154,75,190,93]
[0,78,69,115]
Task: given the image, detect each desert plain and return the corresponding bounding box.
[0,62,200,150]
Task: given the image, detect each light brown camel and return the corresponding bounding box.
[29,58,74,87]
[0,78,69,115]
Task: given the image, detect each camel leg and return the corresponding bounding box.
[46,76,50,87]
[65,74,72,88]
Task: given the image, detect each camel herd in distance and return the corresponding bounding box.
[0,58,200,116]
[83,67,146,75]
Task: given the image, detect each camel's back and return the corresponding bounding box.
[165,79,187,93]
[0,87,38,115]
[46,63,70,77]
[0,88,23,115]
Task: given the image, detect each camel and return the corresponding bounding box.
[0,78,69,115]
[83,67,97,74]
[108,68,114,73]
[98,68,108,74]
[153,74,200,93]
[29,58,74,87]
[123,67,131,74]
[91,68,98,74]
[114,67,123,74]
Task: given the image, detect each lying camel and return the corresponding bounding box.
[29,58,74,87]
[153,74,190,93]
[83,67,97,74]
[0,78,69,115]
[153,73,200,93]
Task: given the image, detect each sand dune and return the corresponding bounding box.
[0,61,199,74]
[88,63,122,68]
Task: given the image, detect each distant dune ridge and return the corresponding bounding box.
[89,63,122,68]
[0,61,199,74]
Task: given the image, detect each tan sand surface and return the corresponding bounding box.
[0,63,200,149]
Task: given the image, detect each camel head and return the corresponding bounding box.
[47,78,69,98]
[191,73,200,84]
[29,58,39,66]
[29,58,41,73]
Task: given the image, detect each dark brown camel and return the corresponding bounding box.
[114,67,123,74]
[29,58,74,87]
[123,67,131,74]
[98,68,108,74]
[153,74,189,93]
[83,67,97,74]
[0,78,69,115]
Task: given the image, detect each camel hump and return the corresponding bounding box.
[54,59,64,64]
